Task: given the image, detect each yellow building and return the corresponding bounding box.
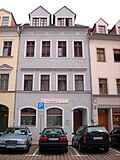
[0,9,19,131]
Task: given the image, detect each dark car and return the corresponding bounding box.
[110,127,120,149]
[0,126,32,153]
[72,125,111,152]
[39,127,68,153]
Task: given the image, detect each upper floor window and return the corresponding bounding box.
[2,17,9,26]
[41,75,50,91]
[40,18,47,26]
[66,18,72,26]
[26,41,35,57]
[98,25,106,34]
[24,75,33,91]
[21,108,36,126]
[3,41,12,56]
[58,18,64,26]
[75,75,84,91]
[116,79,120,94]
[99,78,108,94]
[97,48,105,62]
[32,18,39,26]
[114,49,120,62]
[42,41,50,57]
[74,41,82,57]
[58,75,67,91]
[58,41,66,57]
[0,74,9,91]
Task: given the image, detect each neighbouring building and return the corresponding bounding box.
[89,18,120,131]
[0,9,19,131]
[15,6,92,143]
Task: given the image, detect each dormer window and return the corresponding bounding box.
[118,27,120,35]
[40,18,47,26]
[2,17,9,26]
[98,25,106,34]
[32,18,39,26]
[58,18,64,26]
[66,18,72,26]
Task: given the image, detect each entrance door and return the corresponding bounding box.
[0,105,8,132]
[98,109,108,131]
[74,109,82,132]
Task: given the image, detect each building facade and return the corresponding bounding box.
[15,6,92,142]
[89,18,120,131]
[0,9,19,131]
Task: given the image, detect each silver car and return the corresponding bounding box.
[0,126,32,153]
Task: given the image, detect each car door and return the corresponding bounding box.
[74,127,84,147]
[111,128,120,147]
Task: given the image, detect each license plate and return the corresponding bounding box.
[49,138,59,141]
[6,145,16,148]
[93,137,103,140]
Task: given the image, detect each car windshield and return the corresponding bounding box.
[4,128,27,135]
[43,128,64,134]
[87,127,107,133]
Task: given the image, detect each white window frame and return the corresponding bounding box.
[56,40,68,58]
[24,40,36,58]
[56,72,68,91]
[39,72,51,91]
[40,40,52,58]
[1,40,13,56]
[72,40,84,58]
[73,72,85,91]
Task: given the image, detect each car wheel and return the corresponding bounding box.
[72,140,75,147]
[25,147,29,153]
[104,147,109,152]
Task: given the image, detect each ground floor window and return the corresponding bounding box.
[112,108,120,127]
[21,108,36,126]
[47,108,62,126]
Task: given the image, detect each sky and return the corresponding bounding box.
[1,0,120,29]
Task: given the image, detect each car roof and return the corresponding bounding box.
[7,126,28,129]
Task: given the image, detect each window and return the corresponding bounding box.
[58,75,67,91]
[98,25,106,34]
[97,48,105,62]
[2,17,9,26]
[114,49,120,62]
[40,18,47,26]
[74,41,82,57]
[47,108,62,126]
[66,18,72,26]
[32,18,39,26]
[26,41,35,57]
[2,41,12,56]
[42,41,50,57]
[118,27,120,35]
[112,108,120,127]
[24,75,33,91]
[21,108,36,126]
[99,78,108,94]
[116,79,120,94]
[75,75,84,91]
[58,18,64,26]
[41,75,49,91]
[58,41,66,57]
[0,74,9,91]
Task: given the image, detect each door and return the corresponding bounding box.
[0,105,8,132]
[74,109,82,132]
[98,109,108,131]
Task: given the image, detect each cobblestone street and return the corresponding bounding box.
[0,145,120,160]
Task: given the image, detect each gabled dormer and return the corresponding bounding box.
[53,6,76,27]
[90,18,108,34]
[109,20,120,35]
[29,6,51,26]
[0,8,16,26]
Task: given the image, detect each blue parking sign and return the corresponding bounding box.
[38,102,44,109]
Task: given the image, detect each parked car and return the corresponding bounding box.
[39,127,68,153]
[72,125,111,152]
[0,126,32,153]
[110,127,120,149]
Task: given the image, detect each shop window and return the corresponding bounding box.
[21,108,36,126]
[47,108,62,126]
[112,108,120,127]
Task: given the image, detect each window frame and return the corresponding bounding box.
[2,17,9,26]
[2,41,12,57]
[0,74,9,91]
[40,75,50,91]
[116,79,120,95]
[98,25,106,34]
[74,41,83,57]
[57,74,67,91]
[23,73,34,91]
[97,48,106,62]
[99,78,108,95]
[57,41,68,58]
[74,75,84,91]
[25,40,36,58]
[113,49,120,62]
